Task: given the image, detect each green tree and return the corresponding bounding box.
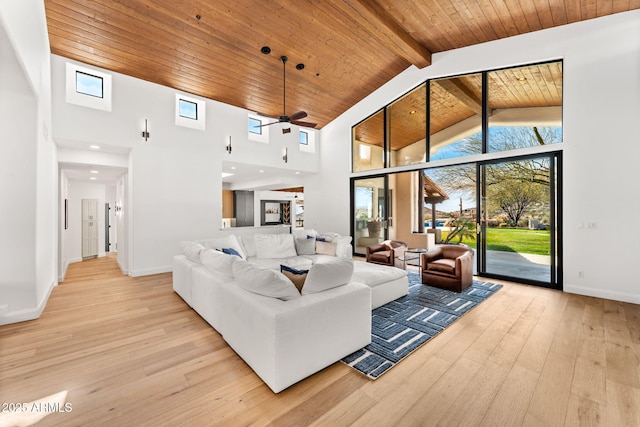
[487,178,547,226]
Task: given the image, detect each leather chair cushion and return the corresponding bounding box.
[427,259,456,275]
[369,251,391,263]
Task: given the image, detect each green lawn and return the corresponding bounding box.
[442,227,550,255]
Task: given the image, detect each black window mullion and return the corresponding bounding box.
[482,71,488,154]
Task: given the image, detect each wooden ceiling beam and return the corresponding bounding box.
[346,0,432,68]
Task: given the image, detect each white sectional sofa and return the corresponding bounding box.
[172,229,408,393]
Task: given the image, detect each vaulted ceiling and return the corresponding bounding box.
[44,1,638,130]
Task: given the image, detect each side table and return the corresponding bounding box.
[404,248,427,269]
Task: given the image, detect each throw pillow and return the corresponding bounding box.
[222,247,242,257]
[292,228,317,241]
[239,235,257,258]
[317,232,340,242]
[294,236,316,255]
[232,262,300,301]
[302,258,354,295]
[180,241,205,263]
[280,265,309,292]
[200,248,239,279]
[200,235,246,259]
[254,233,297,259]
[315,241,337,256]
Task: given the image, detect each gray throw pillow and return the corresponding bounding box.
[295,237,316,255]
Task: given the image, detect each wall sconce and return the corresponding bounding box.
[141,119,150,141]
[283,147,288,163]
[226,136,232,154]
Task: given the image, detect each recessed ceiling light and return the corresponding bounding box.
[231,166,236,170]
[221,172,234,178]
[517,77,527,82]
[259,170,264,173]
[409,110,417,115]
[90,145,100,149]
[90,177,97,180]
[90,170,99,174]
[295,171,300,175]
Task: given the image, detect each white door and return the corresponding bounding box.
[82,199,99,259]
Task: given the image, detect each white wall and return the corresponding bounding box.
[50,53,322,277]
[310,10,640,304]
[0,0,57,324]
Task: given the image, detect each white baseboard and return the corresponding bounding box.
[58,257,82,282]
[0,280,57,326]
[129,265,172,277]
[117,259,128,275]
[564,284,640,305]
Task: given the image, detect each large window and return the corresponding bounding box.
[429,73,483,161]
[488,62,563,152]
[353,110,384,172]
[388,84,426,167]
[351,60,563,171]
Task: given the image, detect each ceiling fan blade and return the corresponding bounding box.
[288,111,307,121]
[291,120,317,128]
[256,120,282,127]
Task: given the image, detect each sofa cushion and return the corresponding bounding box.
[294,236,316,255]
[302,258,354,295]
[315,241,337,256]
[199,235,246,260]
[200,248,239,279]
[280,265,309,292]
[239,235,257,258]
[255,234,298,259]
[232,261,300,301]
[369,251,391,263]
[428,259,456,274]
[180,241,205,263]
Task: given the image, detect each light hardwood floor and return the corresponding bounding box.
[1,254,639,426]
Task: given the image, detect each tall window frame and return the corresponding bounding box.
[351,59,563,172]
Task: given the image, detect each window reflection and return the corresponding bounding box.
[488,62,563,151]
[429,74,483,160]
[352,110,384,172]
[388,84,426,167]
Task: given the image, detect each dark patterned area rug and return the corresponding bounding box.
[342,271,502,379]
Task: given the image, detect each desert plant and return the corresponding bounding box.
[443,217,476,244]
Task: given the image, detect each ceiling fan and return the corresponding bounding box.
[259,54,317,133]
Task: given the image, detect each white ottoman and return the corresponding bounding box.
[352,261,409,309]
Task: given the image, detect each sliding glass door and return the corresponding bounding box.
[352,176,388,255]
[478,154,561,288]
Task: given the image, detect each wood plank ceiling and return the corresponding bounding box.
[44,0,639,130]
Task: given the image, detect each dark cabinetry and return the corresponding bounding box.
[233,191,254,227]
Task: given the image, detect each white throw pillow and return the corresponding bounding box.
[200,248,239,279]
[254,234,298,259]
[302,258,354,295]
[232,261,300,301]
[239,235,257,258]
[180,241,205,263]
[199,235,246,259]
[315,241,337,256]
[317,232,340,242]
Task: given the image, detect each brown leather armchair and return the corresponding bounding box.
[421,245,474,292]
[366,240,408,269]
